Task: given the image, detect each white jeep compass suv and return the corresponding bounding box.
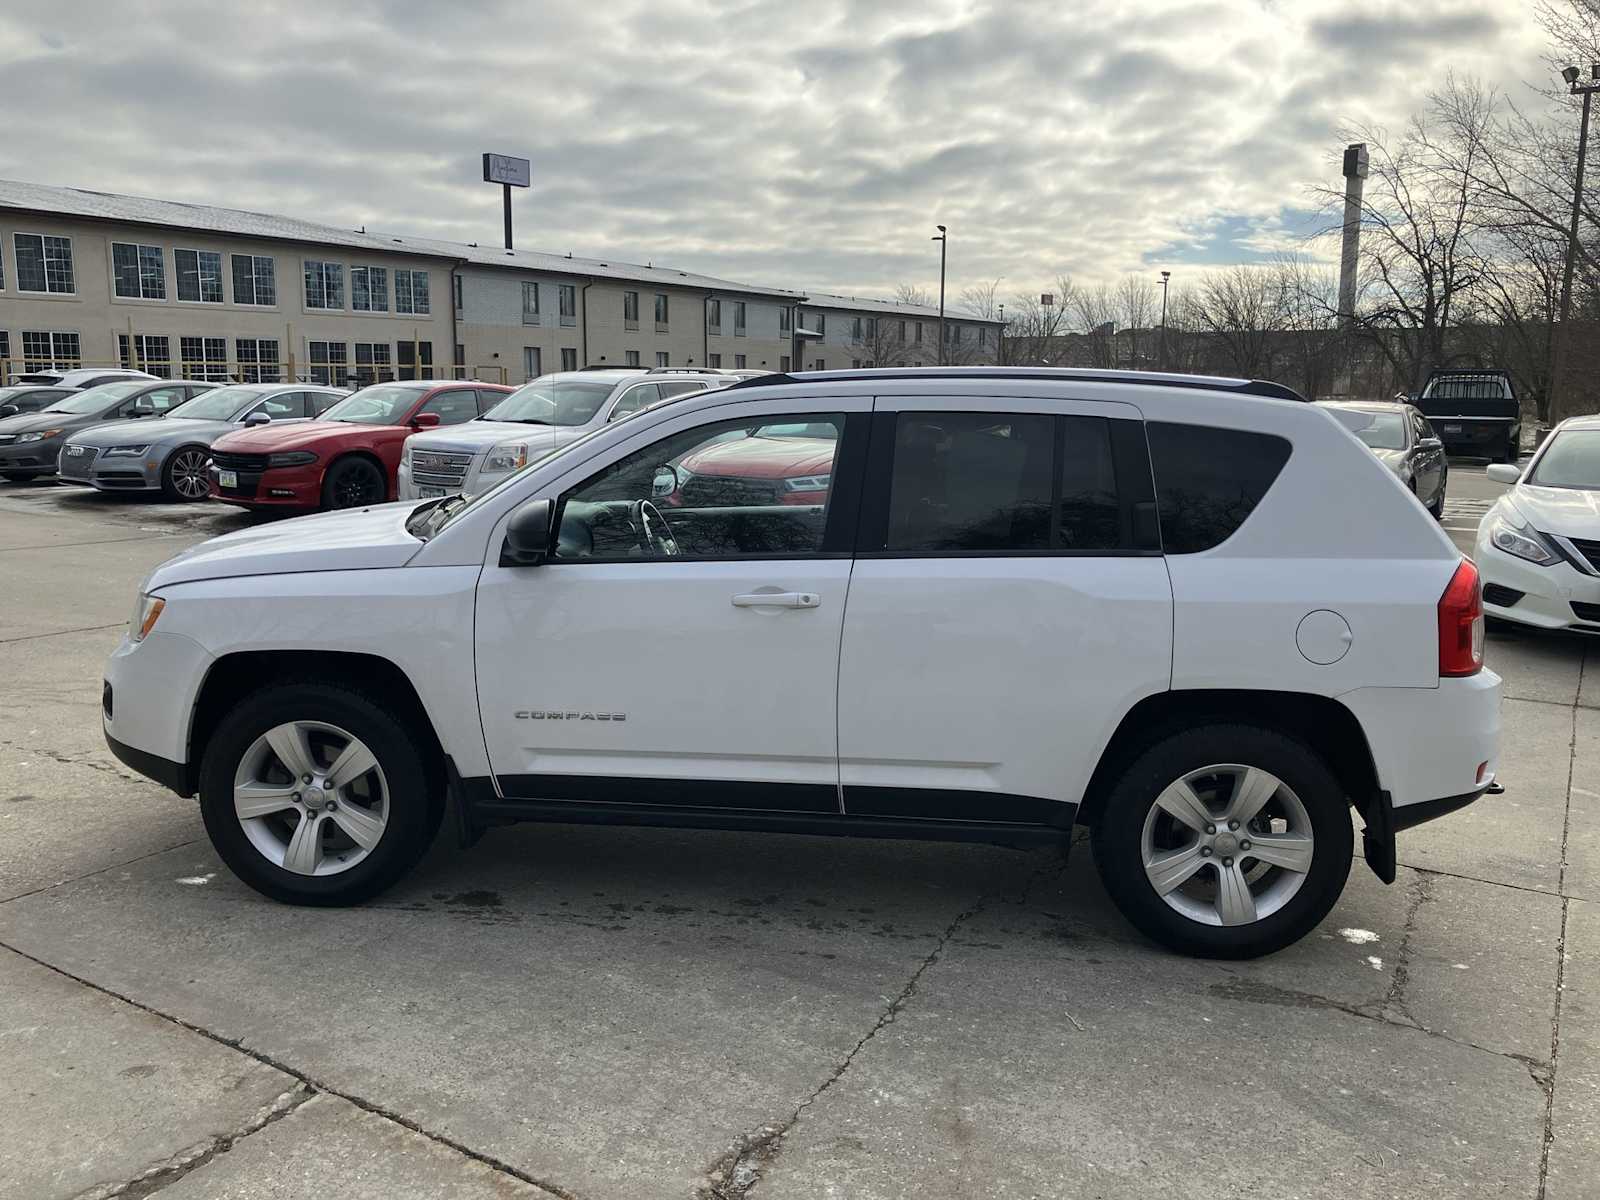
[103,368,1501,958]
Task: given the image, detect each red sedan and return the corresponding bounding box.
[209,380,512,512]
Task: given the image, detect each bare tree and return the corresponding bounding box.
[1115,275,1160,367]
[1072,283,1120,368]
[1000,277,1076,365]
[959,279,1002,320]
[895,284,934,308]
[1188,265,1286,378]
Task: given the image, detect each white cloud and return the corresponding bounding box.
[0,0,1550,297]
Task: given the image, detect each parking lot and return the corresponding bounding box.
[0,466,1595,1200]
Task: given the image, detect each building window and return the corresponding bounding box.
[24,330,81,370]
[852,316,863,341]
[898,320,907,341]
[14,234,75,294]
[708,353,722,368]
[454,343,465,368]
[0,333,9,376]
[175,249,224,303]
[780,307,792,334]
[117,333,169,375]
[624,290,639,329]
[522,282,541,324]
[396,269,430,315]
[655,351,668,368]
[866,317,876,340]
[946,323,960,344]
[654,293,669,330]
[523,346,542,380]
[113,242,166,300]
[309,340,349,387]
[232,255,276,306]
[236,338,281,383]
[814,313,826,337]
[453,275,464,312]
[625,350,640,367]
[707,298,721,334]
[304,260,344,310]
[397,339,433,380]
[852,359,861,369]
[351,266,389,312]
[355,342,394,385]
[734,302,746,336]
[814,357,825,370]
[559,284,577,327]
[179,336,228,380]
[734,354,747,369]
[780,355,790,372]
[561,347,578,371]
[915,322,924,343]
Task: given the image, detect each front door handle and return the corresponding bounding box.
[732,591,820,609]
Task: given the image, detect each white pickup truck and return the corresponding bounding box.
[104,367,1500,958]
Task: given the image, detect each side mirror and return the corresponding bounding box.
[652,465,680,498]
[1420,437,1442,450]
[412,412,442,429]
[499,497,554,567]
[1486,463,1522,485]
[245,411,271,427]
[0,404,16,418]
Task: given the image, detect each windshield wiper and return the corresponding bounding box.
[509,418,552,425]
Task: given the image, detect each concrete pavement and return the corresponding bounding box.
[0,469,1594,1199]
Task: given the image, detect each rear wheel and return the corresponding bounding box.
[161,445,212,501]
[1501,434,1519,464]
[1092,724,1353,958]
[198,681,442,905]
[1427,480,1446,519]
[321,456,386,510]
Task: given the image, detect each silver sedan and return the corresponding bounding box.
[1318,400,1449,519]
[58,383,345,500]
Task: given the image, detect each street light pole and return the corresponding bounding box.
[1550,64,1600,422]
[997,303,1005,366]
[932,225,947,365]
[1158,270,1171,372]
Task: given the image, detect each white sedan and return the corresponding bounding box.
[1477,414,1600,631]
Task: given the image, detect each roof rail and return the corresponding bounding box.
[720,366,1309,402]
[646,366,723,375]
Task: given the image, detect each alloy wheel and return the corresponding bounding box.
[1139,763,1315,927]
[232,720,389,876]
[171,449,211,499]
[333,465,383,508]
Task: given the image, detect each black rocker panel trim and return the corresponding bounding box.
[494,773,838,813]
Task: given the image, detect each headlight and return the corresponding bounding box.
[104,444,151,457]
[17,429,62,443]
[484,443,529,474]
[267,451,318,467]
[782,474,831,492]
[1487,510,1559,566]
[129,594,166,642]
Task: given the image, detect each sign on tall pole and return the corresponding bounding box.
[482,153,531,250]
[1337,143,1368,329]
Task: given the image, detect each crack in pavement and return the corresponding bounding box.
[0,835,201,906]
[71,1084,314,1200]
[698,891,993,1199]
[0,622,125,645]
[1379,871,1433,1026]
[0,736,150,784]
[0,940,583,1200]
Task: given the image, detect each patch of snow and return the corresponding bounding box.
[1340,928,1380,945]
[175,873,215,886]
[1453,963,1470,970]
[1367,956,1384,970]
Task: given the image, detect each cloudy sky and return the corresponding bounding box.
[0,0,1552,302]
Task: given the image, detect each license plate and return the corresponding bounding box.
[1443,424,1462,434]
[419,485,446,498]
[218,470,238,488]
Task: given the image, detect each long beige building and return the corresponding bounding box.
[0,179,998,387]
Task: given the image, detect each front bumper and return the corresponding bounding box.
[210,462,322,508]
[61,448,162,491]
[1475,530,1600,631]
[0,437,65,473]
[102,627,214,797]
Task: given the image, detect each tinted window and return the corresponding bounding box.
[608,383,661,421]
[420,389,481,426]
[556,413,844,560]
[309,390,342,415]
[476,388,507,413]
[123,386,187,416]
[657,381,705,399]
[1146,422,1292,553]
[260,393,308,419]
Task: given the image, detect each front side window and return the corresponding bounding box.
[259,391,309,419]
[15,234,75,294]
[1146,422,1292,553]
[232,255,276,306]
[175,249,223,302]
[236,338,281,383]
[304,260,344,310]
[395,269,429,315]
[114,242,166,299]
[352,266,389,312]
[418,388,480,426]
[522,282,541,323]
[608,383,661,421]
[555,412,845,561]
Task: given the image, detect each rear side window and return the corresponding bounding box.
[881,412,1126,553]
[1146,422,1292,553]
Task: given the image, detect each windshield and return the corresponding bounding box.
[44,381,149,413]
[320,385,421,425]
[166,386,263,421]
[1529,429,1600,489]
[1350,411,1406,451]
[485,379,618,427]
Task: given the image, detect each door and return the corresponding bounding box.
[837,398,1173,825]
[1410,410,1444,504]
[474,397,869,809]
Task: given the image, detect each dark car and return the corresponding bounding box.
[0,385,76,419]
[1319,401,1447,518]
[0,380,212,482]
[1415,369,1519,462]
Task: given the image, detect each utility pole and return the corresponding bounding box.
[1158,270,1171,371]
[997,303,1005,365]
[1337,143,1369,329]
[932,225,947,365]
[1549,65,1600,423]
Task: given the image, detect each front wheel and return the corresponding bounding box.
[321,456,387,510]
[1091,724,1353,958]
[198,681,442,905]
[161,445,212,501]
[1428,481,1446,520]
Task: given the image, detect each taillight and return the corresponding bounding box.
[1439,558,1484,677]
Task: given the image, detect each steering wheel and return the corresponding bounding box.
[630,499,680,557]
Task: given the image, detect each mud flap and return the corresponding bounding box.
[446,756,487,849]
[1361,789,1396,885]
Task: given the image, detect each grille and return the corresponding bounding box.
[57,446,98,477]
[210,451,270,472]
[1483,583,1523,608]
[681,475,781,507]
[409,449,474,487]
[1564,536,1600,574]
[1572,601,1600,624]
[0,434,15,445]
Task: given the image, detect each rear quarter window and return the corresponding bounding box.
[1146,422,1292,554]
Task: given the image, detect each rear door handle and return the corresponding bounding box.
[732,591,820,609]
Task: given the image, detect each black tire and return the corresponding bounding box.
[160,445,212,502]
[1427,481,1446,520]
[321,456,387,511]
[0,470,43,483]
[1091,723,1354,959]
[198,681,443,905]
[1501,434,1519,465]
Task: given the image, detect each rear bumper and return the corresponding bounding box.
[1361,783,1495,884]
[1428,417,1518,454]
[1339,671,1502,812]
